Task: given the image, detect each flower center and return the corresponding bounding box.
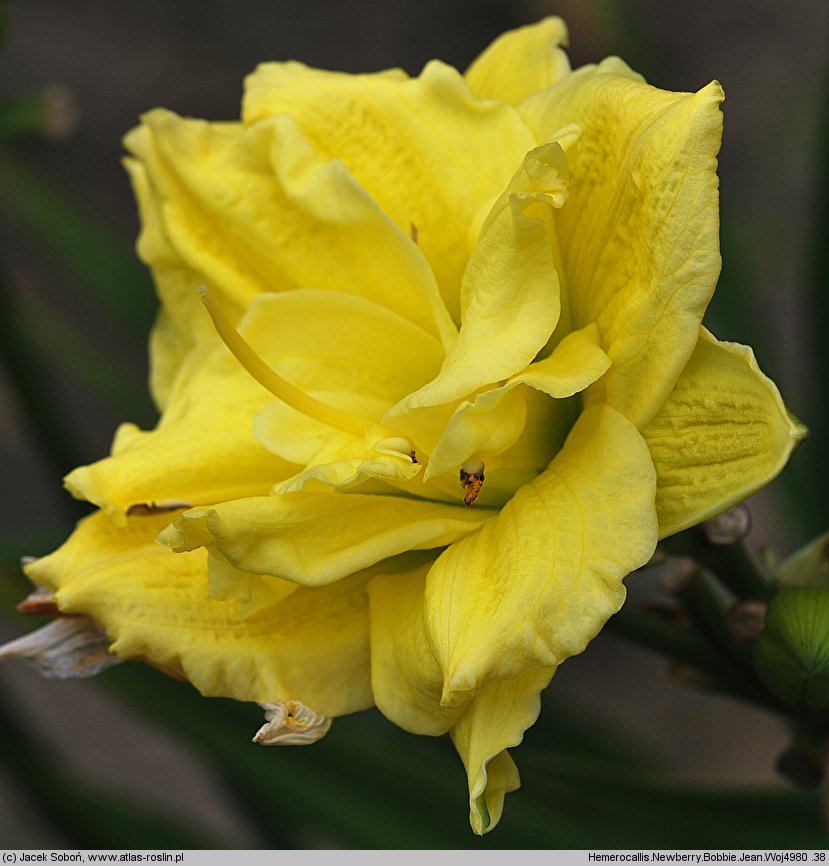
[199,288,497,503]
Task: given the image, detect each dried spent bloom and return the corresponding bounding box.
[4,19,804,833]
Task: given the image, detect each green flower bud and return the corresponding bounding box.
[775,531,829,588]
[754,587,829,707]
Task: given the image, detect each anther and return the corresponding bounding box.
[459,460,485,506]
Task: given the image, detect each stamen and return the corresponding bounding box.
[459,460,485,506]
[198,287,369,437]
[372,435,416,460]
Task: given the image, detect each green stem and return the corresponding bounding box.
[670,563,733,645]
[607,606,726,677]
[663,529,775,602]
[776,710,829,789]
[607,606,782,713]
[667,562,757,671]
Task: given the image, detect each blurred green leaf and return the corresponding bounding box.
[801,60,829,541]
[0,533,70,571]
[0,266,89,480]
[0,689,225,848]
[0,94,51,140]
[519,748,829,848]
[19,296,155,426]
[93,660,829,848]
[100,664,470,848]
[0,146,156,336]
[0,562,31,608]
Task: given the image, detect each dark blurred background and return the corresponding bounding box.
[0,0,826,849]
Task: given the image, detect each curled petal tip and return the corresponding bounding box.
[253,700,333,745]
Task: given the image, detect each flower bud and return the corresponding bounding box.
[774,531,829,588]
[753,587,829,707]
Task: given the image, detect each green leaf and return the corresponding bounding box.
[518,749,829,848]
[95,659,828,848]
[18,296,155,426]
[0,94,52,140]
[100,664,473,848]
[0,688,224,848]
[0,145,156,336]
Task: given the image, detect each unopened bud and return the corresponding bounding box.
[775,531,829,589]
[754,588,829,707]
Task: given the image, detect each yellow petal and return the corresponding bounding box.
[644,328,807,537]
[255,397,386,469]
[425,324,610,479]
[369,561,555,834]
[522,62,724,429]
[368,557,466,736]
[391,142,567,412]
[26,511,372,716]
[451,667,555,834]
[243,289,446,471]
[123,157,210,408]
[64,338,292,521]
[465,17,571,105]
[206,548,297,619]
[513,322,611,396]
[425,387,530,483]
[160,492,494,587]
[125,109,455,350]
[272,451,421,495]
[243,59,536,322]
[426,404,658,701]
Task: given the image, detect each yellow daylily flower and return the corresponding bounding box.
[4,18,805,834]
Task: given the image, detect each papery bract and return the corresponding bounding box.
[7,18,805,833]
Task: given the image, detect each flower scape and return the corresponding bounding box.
[2,18,805,834]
